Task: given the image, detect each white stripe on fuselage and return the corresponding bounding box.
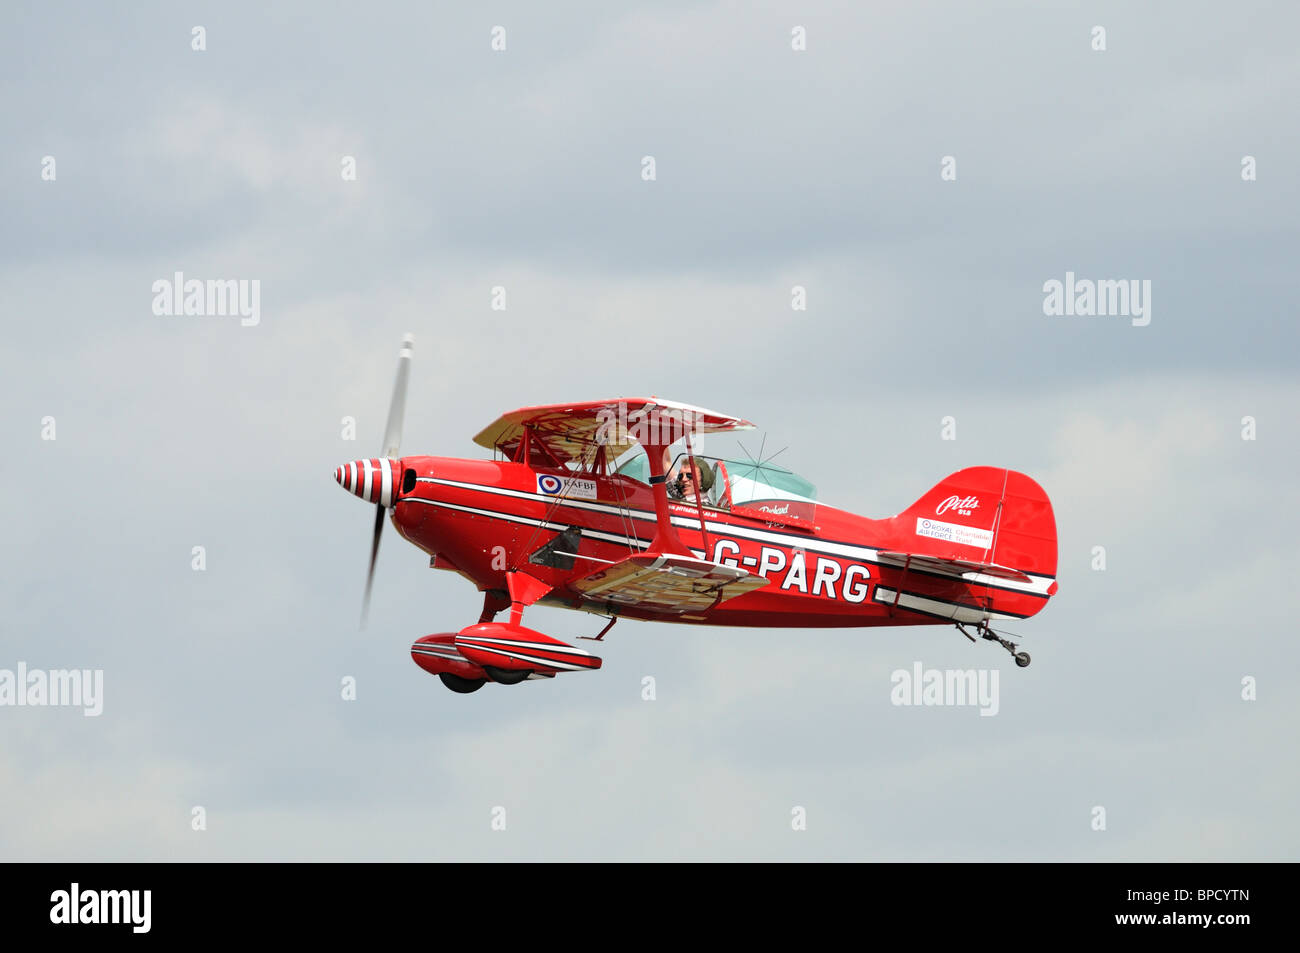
[411,476,1052,597]
[401,497,657,551]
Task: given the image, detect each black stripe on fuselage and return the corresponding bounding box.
[403,480,1051,599]
[412,476,1056,581]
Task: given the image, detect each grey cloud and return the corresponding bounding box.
[2,0,1297,861]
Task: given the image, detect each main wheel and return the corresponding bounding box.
[1014,652,1031,668]
[439,672,486,694]
[484,666,530,686]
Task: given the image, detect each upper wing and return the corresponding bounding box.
[473,397,754,466]
[570,553,770,614]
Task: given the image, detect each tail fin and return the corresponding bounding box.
[889,466,1057,579]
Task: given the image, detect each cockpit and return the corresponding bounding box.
[613,448,818,527]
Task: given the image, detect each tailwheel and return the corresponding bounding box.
[956,623,1032,669]
[439,673,486,694]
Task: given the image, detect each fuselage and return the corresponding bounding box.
[388,456,1054,628]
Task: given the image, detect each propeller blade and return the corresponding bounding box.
[380,333,414,459]
[359,333,413,627]
[361,503,385,627]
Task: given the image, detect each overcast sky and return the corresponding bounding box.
[2,1,1297,860]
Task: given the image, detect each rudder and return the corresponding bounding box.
[890,466,1057,579]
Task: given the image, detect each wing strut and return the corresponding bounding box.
[644,430,694,558]
[683,426,711,553]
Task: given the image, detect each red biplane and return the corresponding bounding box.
[335,336,1058,693]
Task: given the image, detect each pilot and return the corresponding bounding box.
[666,454,715,505]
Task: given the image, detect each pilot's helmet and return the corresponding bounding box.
[685,456,715,492]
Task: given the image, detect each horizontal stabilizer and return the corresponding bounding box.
[875,551,1033,584]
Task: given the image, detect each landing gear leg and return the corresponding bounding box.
[956,622,1031,668]
[578,615,617,642]
[478,589,511,624]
